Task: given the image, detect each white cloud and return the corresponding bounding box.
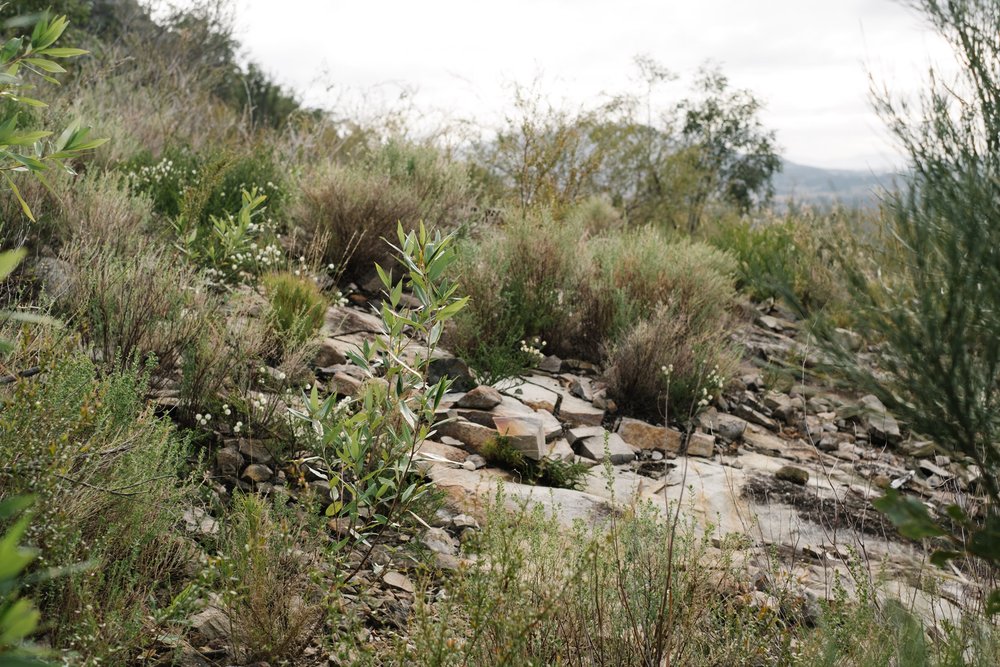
[216,0,955,170]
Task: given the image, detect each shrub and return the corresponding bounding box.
[211,493,325,663]
[450,211,583,379]
[175,187,283,286]
[0,496,49,663]
[604,302,737,422]
[124,145,201,219]
[0,352,193,662]
[820,0,1000,605]
[290,223,466,548]
[291,140,472,281]
[406,495,798,666]
[58,240,220,383]
[262,271,327,346]
[572,230,737,368]
[563,194,624,235]
[707,208,853,315]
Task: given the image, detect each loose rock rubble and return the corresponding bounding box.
[195,298,983,639]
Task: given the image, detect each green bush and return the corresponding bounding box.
[58,240,220,382]
[210,493,324,663]
[583,227,737,345]
[0,352,193,662]
[262,271,327,346]
[707,209,853,315]
[820,0,1000,605]
[604,302,737,422]
[291,140,472,281]
[126,144,286,225]
[175,187,283,286]
[450,211,583,380]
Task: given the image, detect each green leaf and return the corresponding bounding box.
[0,598,40,644]
[35,47,87,58]
[24,58,65,74]
[929,549,962,567]
[872,490,945,540]
[4,173,34,221]
[987,589,1000,617]
[0,248,27,280]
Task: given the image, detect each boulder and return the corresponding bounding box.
[242,463,273,483]
[238,439,274,465]
[686,432,716,458]
[493,414,546,460]
[575,431,634,464]
[456,385,503,410]
[859,394,902,444]
[428,357,476,392]
[617,417,682,453]
[216,446,243,476]
[504,382,560,413]
[557,393,605,426]
[314,338,348,367]
[434,418,496,451]
[697,409,748,443]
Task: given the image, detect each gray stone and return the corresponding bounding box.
[493,414,545,460]
[189,606,230,641]
[537,355,562,373]
[557,393,605,427]
[422,527,459,556]
[455,385,503,410]
[238,439,274,464]
[544,438,575,462]
[504,382,560,413]
[330,371,364,397]
[567,425,606,445]
[859,394,902,444]
[314,338,348,367]
[216,446,243,476]
[576,431,634,464]
[697,409,749,443]
[428,357,476,392]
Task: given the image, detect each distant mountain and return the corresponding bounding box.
[772,160,897,209]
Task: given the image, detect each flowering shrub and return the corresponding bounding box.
[175,187,284,286]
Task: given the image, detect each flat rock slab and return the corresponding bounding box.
[456,385,503,410]
[434,418,496,451]
[617,417,682,452]
[503,381,560,413]
[576,431,635,464]
[323,305,384,336]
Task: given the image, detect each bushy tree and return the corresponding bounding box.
[676,65,781,230]
[824,0,1000,612]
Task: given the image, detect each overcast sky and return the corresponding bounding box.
[213,0,955,172]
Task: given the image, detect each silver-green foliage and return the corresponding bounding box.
[291,223,467,548]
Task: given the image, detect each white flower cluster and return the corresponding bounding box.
[131,157,196,187]
[233,420,243,434]
[195,413,212,426]
[697,364,725,409]
[519,337,545,363]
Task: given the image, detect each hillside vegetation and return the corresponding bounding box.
[1,1,999,666]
